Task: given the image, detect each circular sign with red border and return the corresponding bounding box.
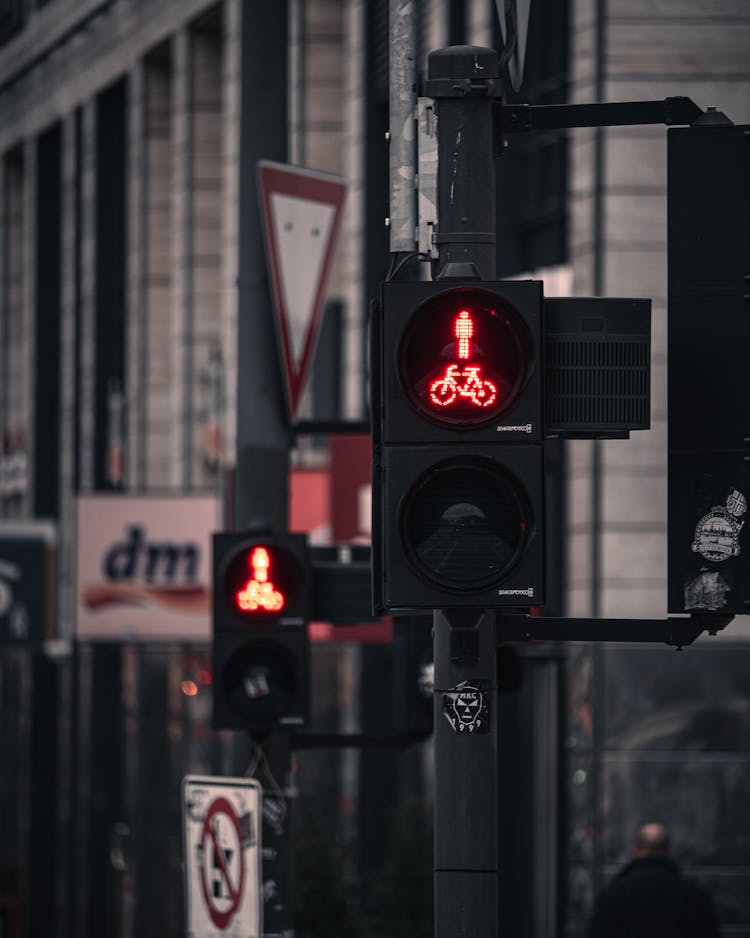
[199,796,246,928]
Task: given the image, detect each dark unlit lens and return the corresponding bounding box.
[402,461,528,590]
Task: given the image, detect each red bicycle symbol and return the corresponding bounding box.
[430,364,497,408]
[236,546,284,612]
[429,309,498,409]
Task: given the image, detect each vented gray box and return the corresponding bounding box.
[544,297,651,438]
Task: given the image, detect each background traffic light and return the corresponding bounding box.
[212,531,309,731]
[371,280,545,613]
[667,122,750,614]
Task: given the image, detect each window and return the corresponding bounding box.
[495,0,569,276]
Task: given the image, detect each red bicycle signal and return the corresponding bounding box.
[222,541,301,621]
[398,287,533,426]
[236,547,285,613]
[429,309,498,410]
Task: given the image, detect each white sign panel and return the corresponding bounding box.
[183,775,262,938]
[257,161,347,419]
[76,495,219,640]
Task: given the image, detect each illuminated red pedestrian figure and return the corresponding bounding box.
[429,309,498,409]
[236,546,285,612]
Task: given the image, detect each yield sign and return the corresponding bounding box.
[496,0,531,92]
[258,161,347,420]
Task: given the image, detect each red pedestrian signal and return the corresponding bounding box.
[223,541,302,619]
[235,546,285,613]
[430,308,498,411]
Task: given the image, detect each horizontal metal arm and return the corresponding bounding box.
[292,730,430,750]
[496,96,703,134]
[497,614,733,647]
[293,419,370,436]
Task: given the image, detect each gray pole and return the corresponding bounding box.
[434,611,498,938]
[426,45,500,938]
[236,1,291,533]
[236,6,293,937]
[388,0,418,258]
[427,46,498,281]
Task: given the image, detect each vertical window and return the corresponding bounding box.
[34,123,62,519]
[72,107,83,492]
[0,0,24,47]
[495,0,569,275]
[1,147,27,514]
[95,79,128,490]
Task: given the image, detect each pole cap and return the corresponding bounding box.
[428,46,499,81]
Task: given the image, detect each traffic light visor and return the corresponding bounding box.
[400,457,532,591]
[398,287,533,426]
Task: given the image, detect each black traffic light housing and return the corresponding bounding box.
[667,123,750,614]
[372,280,545,613]
[212,531,310,732]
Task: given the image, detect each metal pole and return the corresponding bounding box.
[433,610,498,938]
[236,6,293,936]
[426,45,500,938]
[236,0,291,533]
[388,0,418,257]
[426,46,499,281]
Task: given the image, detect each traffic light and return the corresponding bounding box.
[212,532,309,731]
[372,280,545,613]
[667,122,750,614]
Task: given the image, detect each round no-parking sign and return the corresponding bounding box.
[199,796,246,928]
[183,776,262,937]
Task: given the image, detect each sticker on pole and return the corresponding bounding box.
[257,161,347,421]
[442,679,490,734]
[182,775,262,937]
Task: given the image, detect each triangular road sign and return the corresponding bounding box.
[496,0,531,92]
[257,161,347,420]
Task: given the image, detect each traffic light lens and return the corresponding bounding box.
[399,288,532,426]
[222,642,298,723]
[224,543,299,619]
[401,459,531,590]
[236,546,285,612]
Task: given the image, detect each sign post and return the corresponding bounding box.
[183,775,263,938]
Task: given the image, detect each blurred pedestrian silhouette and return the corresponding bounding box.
[588,822,721,938]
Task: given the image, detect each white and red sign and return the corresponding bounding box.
[76,495,219,640]
[183,775,262,937]
[257,161,347,420]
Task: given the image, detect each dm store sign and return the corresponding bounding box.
[77,495,218,641]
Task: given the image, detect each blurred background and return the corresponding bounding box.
[1,0,749,936]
